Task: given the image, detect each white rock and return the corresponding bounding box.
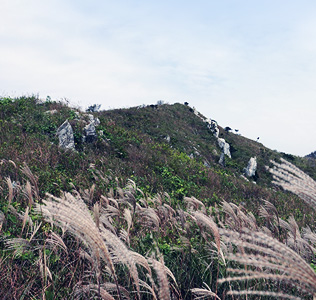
[218,138,231,158]
[193,107,199,116]
[56,120,75,150]
[87,114,100,125]
[240,174,249,182]
[244,157,257,177]
[209,119,219,138]
[219,152,225,166]
[202,117,219,138]
[84,115,100,142]
[44,109,58,115]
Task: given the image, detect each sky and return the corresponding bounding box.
[1,0,316,156]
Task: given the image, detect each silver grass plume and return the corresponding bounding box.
[259,200,280,236]
[5,177,14,206]
[135,204,160,231]
[23,181,33,209]
[148,257,172,300]
[36,192,123,299]
[280,216,314,260]
[74,283,130,300]
[191,211,221,254]
[5,238,33,257]
[80,184,96,205]
[191,283,221,300]
[100,227,141,299]
[0,210,5,233]
[20,163,39,201]
[268,158,316,210]
[303,226,316,247]
[46,231,68,254]
[21,206,30,234]
[221,200,241,231]
[184,196,206,213]
[139,279,158,300]
[219,228,316,299]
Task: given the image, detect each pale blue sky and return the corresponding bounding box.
[1,0,316,156]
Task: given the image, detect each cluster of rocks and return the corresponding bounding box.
[55,104,258,182]
[55,111,100,151]
[191,106,257,180]
[83,114,100,143]
[192,106,230,166]
[204,118,219,138]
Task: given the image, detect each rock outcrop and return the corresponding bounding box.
[204,118,219,138]
[218,138,231,158]
[56,120,75,150]
[191,106,231,162]
[83,114,100,143]
[244,157,257,177]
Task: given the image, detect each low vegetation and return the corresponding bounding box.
[0,95,316,299]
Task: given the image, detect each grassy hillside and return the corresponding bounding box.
[0,95,316,299]
[1,96,315,220]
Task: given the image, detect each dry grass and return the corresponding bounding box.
[36,192,123,298]
[219,228,316,299]
[269,158,316,210]
[2,159,316,299]
[32,183,181,299]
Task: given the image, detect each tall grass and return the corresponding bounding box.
[1,159,316,299]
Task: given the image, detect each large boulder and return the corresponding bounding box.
[56,120,75,150]
[244,157,257,177]
[218,138,231,158]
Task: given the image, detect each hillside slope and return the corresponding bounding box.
[0,95,316,299]
[0,96,315,222]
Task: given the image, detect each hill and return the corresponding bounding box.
[1,96,315,218]
[0,95,316,299]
